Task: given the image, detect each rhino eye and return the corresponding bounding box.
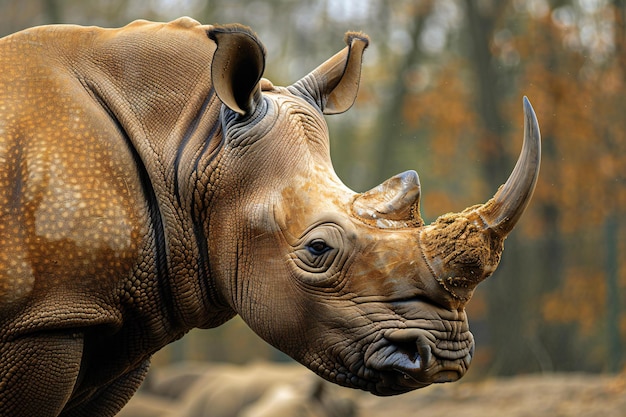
[306,239,332,256]
[291,223,353,285]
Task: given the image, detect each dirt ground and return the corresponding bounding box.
[357,372,626,417]
[123,363,626,417]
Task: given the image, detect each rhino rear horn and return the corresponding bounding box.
[353,170,424,228]
[290,32,369,115]
[208,24,266,115]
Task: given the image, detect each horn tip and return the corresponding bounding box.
[522,96,542,159]
[400,170,421,188]
[522,96,534,123]
[523,97,540,134]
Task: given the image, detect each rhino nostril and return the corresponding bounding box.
[394,341,422,366]
[386,329,433,368]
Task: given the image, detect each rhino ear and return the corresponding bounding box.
[290,32,369,115]
[208,25,266,116]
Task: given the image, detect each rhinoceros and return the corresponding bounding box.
[0,17,541,416]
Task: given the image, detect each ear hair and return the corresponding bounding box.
[344,31,370,48]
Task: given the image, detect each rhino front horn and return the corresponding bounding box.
[478,96,541,237]
[418,98,541,301]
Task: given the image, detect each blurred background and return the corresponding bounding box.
[2,0,625,415]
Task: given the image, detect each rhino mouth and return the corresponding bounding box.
[364,327,474,395]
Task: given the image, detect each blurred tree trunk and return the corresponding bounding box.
[463,0,562,374]
[371,2,432,185]
[606,0,626,372]
[605,213,622,372]
[463,0,509,178]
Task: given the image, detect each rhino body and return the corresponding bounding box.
[0,17,541,416]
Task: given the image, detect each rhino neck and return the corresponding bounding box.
[162,106,237,331]
[77,68,234,330]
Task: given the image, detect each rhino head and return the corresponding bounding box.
[207,26,540,395]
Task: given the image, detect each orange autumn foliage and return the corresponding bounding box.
[542,268,606,336]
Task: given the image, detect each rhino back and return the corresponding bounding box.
[0,24,152,328]
[0,18,225,336]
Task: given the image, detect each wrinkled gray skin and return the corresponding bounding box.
[0,17,540,416]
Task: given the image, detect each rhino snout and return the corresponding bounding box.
[364,326,474,395]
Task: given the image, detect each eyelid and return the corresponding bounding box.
[289,222,354,287]
[306,239,332,255]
